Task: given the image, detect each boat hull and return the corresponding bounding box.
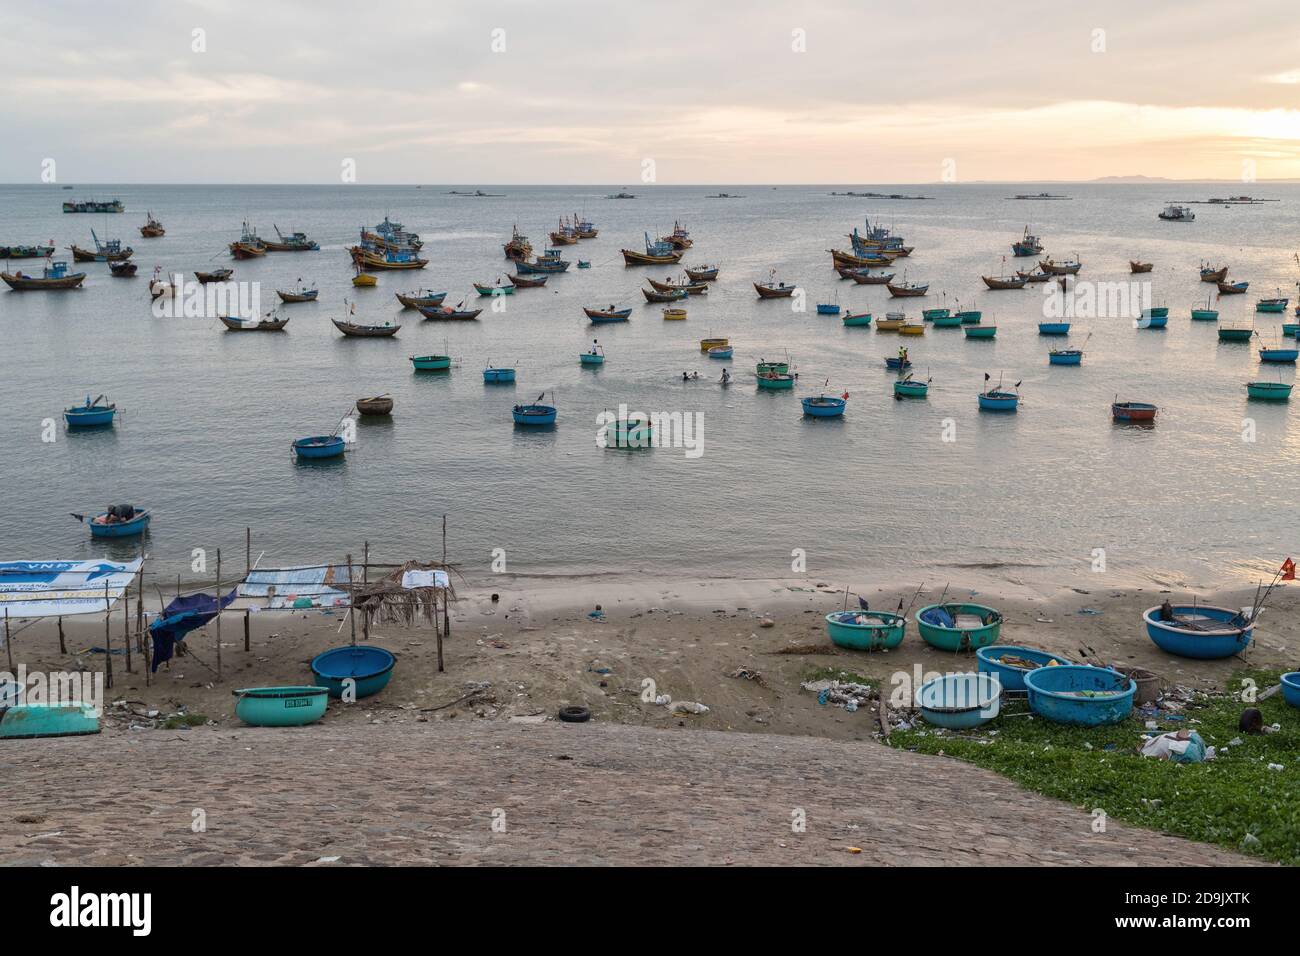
[1048,350,1083,365]
[963,325,997,338]
[978,392,1018,411]
[0,704,100,739]
[976,645,1073,693]
[293,436,346,459]
[483,368,515,383]
[311,646,395,699]
[88,511,150,537]
[1025,666,1135,726]
[915,603,1002,652]
[622,249,682,266]
[1112,402,1157,421]
[1246,382,1292,400]
[233,686,329,726]
[1142,605,1253,658]
[801,397,846,417]
[513,404,557,426]
[825,611,905,651]
[65,407,116,427]
[756,374,795,390]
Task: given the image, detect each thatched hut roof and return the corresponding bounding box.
[349,560,457,627]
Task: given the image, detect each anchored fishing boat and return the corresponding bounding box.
[139,212,165,238]
[850,270,895,285]
[419,304,482,321]
[701,337,730,352]
[660,221,693,249]
[643,287,687,303]
[514,247,570,274]
[63,198,124,214]
[64,395,116,427]
[228,221,266,259]
[1218,325,1254,342]
[756,360,788,375]
[410,354,452,371]
[1259,344,1299,363]
[351,245,428,270]
[0,243,55,258]
[474,279,514,296]
[585,305,632,322]
[1048,348,1083,365]
[707,345,733,359]
[874,314,906,331]
[1157,204,1195,221]
[1218,279,1249,295]
[69,230,133,262]
[842,311,872,327]
[507,273,548,288]
[195,268,234,283]
[396,289,448,309]
[898,322,925,335]
[915,603,1002,651]
[622,233,683,266]
[963,324,997,338]
[1256,294,1289,313]
[825,610,905,651]
[662,307,687,320]
[220,312,289,332]
[1246,381,1292,400]
[756,372,795,390]
[483,366,515,384]
[1111,400,1157,422]
[1200,262,1228,283]
[1139,307,1169,328]
[1011,226,1043,257]
[1143,604,1253,659]
[754,275,796,298]
[931,313,963,328]
[1038,321,1070,335]
[2,260,86,290]
[263,226,319,251]
[76,505,150,538]
[978,387,1019,411]
[816,303,840,315]
[1016,268,1052,283]
[108,260,137,277]
[1130,260,1154,273]
[801,394,847,417]
[572,214,598,239]
[292,435,346,459]
[333,318,400,337]
[887,278,929,297]
[648,276,708,295]
[1191,294,1219,320]
[893,374,930,398]
[503,225,532,261]
[1038,256,1081,275]
[549,216,579,245]
[684,265,720,281]
[355,395,394,415]
[277,285,318,303]
[513,398,557,426]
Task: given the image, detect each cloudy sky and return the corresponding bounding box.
[4,0,1299,183]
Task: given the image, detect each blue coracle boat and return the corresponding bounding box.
[232,686,329,726]
[1038,321,1070,335]
[915,673,1002,729]
[1281,672,1300,709]
[293,435,345,459]
[1024,665,1135,726]
[1048,349,1082,365]
[0,703,101,738]
[801,396,846,417]
[311,645,396,699]
[513,403,557,426]
[86,507,150,537]
[976,645,1073,693]
[483,367,515,383]
[64,396,117,427]
[978,389,1018,411]
[816,303,840,315]
[1142,604,1253,658]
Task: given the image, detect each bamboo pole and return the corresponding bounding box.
[347,553,356,647]
[215,549,222,681]
[57,616,66,655]
[122,583,132,673]
[246,527,251,576]
[244,609,250,653]
[4,608,13,674]
[103,582,113,689]
[435,592,444,673]
[363,541,369,584]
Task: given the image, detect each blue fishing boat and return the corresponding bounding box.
[311,645,396,699]
[955,310,982,323]
[0,704,100,739]
[1024,665,1135,726]
[816,303,840,315]
[1139,309,1168,328]
[1038,321,1070,335]
[83,506,151,538]
[915,673,1002,729]
[978,389,1019,411]
[707,345,733,359]
[824,610,905,651]
[1256,296,1289,313]
[483,366,516,383]
[513,402,557,426]
[64,395,116,427]
[580,342,605,366]
[976,645,1073,693]
[1048,349,1082,365]
[1259,345,1299,363]
[1281,672,1300,709]
[915,603,1002,651]
[1143,604,1253,658]
[233,686,329,727]
[801,395,846,417]
[293,435,345,459]
[515,247,571,274]
[1246,381,1292,400]
[883,356,912,370]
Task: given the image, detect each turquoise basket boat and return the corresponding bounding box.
[842,312,872,327]
[955,310,982,324]
[915,603,1002,652]
[893,378,929,398]
[1024,665,1135,726]
[1246,381,1292,400]
[580,351,605,366]
[1218,328,1253,342]
[931,314,963,328]
[311,645,395,699]
[1190,308,1219,321]
[411,354,452,371]
[916,673,1002,729]
[963,325,997,338]
[976,645,1072,693]
[824,610,905,651]
[1142,604,1253,659]
[483,367,515,383]
[604,419,653,449]
[0,703,101,739]
[232,686,329,726]
[1038,322,1070,335]
[87,509,151,537]
[757,373,795,390]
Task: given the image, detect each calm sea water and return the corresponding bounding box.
[2,183,1297,587]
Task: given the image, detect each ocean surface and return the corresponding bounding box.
[2,183,1297,588]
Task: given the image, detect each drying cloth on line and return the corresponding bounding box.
[400,569,449,590]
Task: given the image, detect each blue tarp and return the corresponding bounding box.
[149,588,238,672]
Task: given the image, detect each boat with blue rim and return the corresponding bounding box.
[64,395,116,427]
[1038,321,1070,335]
[68,229,133,262]
[893,374,930,398]
[1048,348,1083,365]
[1256,293,1289,313]
[513,395,557,426]
[1143,604,1254,659]
[1217,279,1249,295]
[311,645,395,698]
[1011,226,1044,257]
[580,341,605,366]
[483,366,516,383]
[756,372,795,390]
[410,354,452,371]
[1218,325,1254,342]
[707,345,733,359]
[514,247,570,274]
[293,435,345,459]
[621,233,682,266]
[978,375,1020,411]
[915,603,1002,651]
[79,505,151,538]
[801,394,847,417]
[1139,307,1168,328]
[585,305,632,322]
[1246,381,1292,400]
[1259,344,1298,363]
[825,609,905,651]
[841,311,872,327]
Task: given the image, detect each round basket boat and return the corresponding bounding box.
[1281,672,1300,709]
[915,672,1002,729]
[975,645,1072,693]
[824,610,905,651]
[915,603,1002,652]
[232,686,329,727]
[1142,604,1253,659]
[1024,665,1135,726]
[311,645,396,699]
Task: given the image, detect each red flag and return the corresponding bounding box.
[1281,558,1295,581]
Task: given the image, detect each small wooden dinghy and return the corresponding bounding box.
[887,280,929,297]
[1200,263,1228,283]
[333,318,399,337]
[1217,279,1249,295]
[644,286,687,303]
[196,268,234,283]
[850,270,895,285]
[395,289,447,309]
[874,315,905,331]
[507,273,548,288]
[1039,257,1082,275]
[1112,401,1156,421]
[277,287,319,303]
[355,394,394,415]
[419,305,482,321]
[233,686,328,726]
[684,265,719,281]
[585,306,632,321]
[648,277,708,294]
[982,273,1027,290]
[109,260,137,277]
[220,313,289,332]
[754,280,796,299]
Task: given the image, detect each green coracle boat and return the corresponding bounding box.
[915,603,1002,652]
[825,610,906,651]
[0,703,101,739]
[1245,382,1292,400]
[963,325,997,338]
[232,686,329,726]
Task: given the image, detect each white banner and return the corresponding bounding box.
[0,559,144,618]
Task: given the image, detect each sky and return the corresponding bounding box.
[4,0,1300,184]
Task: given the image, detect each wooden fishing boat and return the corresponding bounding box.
[1256,296,1289,313]
[1112,401,1156,421]
[1259,345,1299,363]
[662,307,687,320]
[507,273,548,288]
[830,248,892,268]
[483,367,516,383]
[622,234,684,266]
[503,225,532,261]
[572,215,598,239]
[263,226,319,251]
[513,402,557,426]
[474,281,514,296]
[108,260,137,277]
[648,277,708,294]
[1011,227,1043,257]
[1130,260,1154,273]
[514,248,570,273]
[83,506,150,538]
[1217,280,1248,294]
[139,212,165,238]
[228,221,266,259]
[660,221,693,249]
[842,311,872,327]
[64,396,116,427]
[963,324,997,338]
[754,278,796,298]
[293,436,345,459]
[684,265,719,281]
[1,260,86,290]
[851,271,895,285]
[645,287,688,303]
[1200,263,1228,283]
[0,244,56,258]
[333,318,399,337]
[701,338,730,352]
[1038,321,1070,335]
[1218,326,1254,342]
[1246,382,1293,400]
[898,323,925,335]
[982,259,1027,289]
[801,395,846,417]
[220,313,289,332]
[351,246,428,270]
[756,372,795,390]
[1039,257,1081,275]
[549,217,579,245]
[1048,348,1083,365]
[978,389,1019,412]
[419,305,482,321]
[410,354,452,371]
[586,305,632,321]
[395,289,447,309]
[874,315,906,331]
[1016,269,1051,283]
[63,198,124,214]
[69,230,133,262]
[277,287,318,303]
[887,279,929,297]
[355,395,394,415]
[195,268,234,283]
[363,217,422,250]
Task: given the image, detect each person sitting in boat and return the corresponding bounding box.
[1158,599,1175,622]
[102,504,137,524]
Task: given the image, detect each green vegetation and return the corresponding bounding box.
[890,670,1299,865]
[161,713,208,729]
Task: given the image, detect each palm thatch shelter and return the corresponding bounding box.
[348,560,459,671]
